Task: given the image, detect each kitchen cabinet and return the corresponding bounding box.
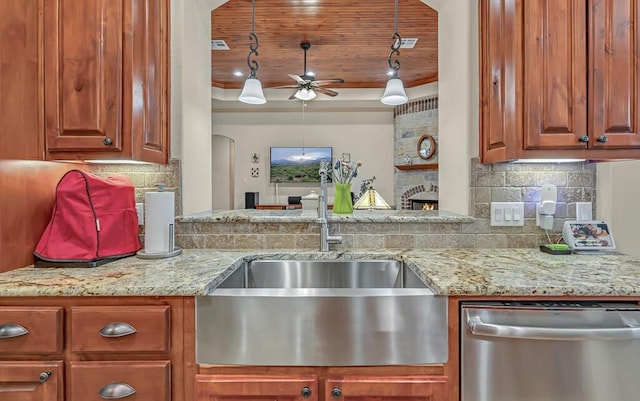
[480,0,640,162]
[195,373,448,401]
[0,0,44,160]
[0,297,186,401]
[0,361,63,401]
[0,0,169,163]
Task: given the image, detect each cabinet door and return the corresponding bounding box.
[590,0,640,149]
[0,361,63,401]
[479,0,520,162]
[0,0,44,160]
[195,375,318,401]
[325,376,448,401]
[44,0,124,157]
[523,0,588,150]
[125,0,170,164]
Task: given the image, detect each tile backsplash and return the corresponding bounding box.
[87,157,596,249]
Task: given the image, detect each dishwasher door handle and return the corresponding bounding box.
[467,315,640,341]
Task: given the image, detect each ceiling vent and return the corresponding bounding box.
[211,40,230,50]
[397,38,418,49]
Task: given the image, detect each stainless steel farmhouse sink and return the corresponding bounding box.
[196,259,448,366]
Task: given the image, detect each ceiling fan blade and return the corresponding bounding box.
[269,84,300,89]
[288,91,299,100]
[312,78,345,87]
[315,87,339,97]
[288,74,308,84]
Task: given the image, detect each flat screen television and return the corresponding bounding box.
[270,147,332,183]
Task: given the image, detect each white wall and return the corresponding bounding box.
[597,161,640,256]
[213,110,395,209]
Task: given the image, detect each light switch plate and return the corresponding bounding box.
[490,202,525,226]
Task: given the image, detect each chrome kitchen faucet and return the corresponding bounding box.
[318,160,342,251]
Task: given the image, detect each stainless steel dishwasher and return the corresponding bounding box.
[461,301,640,401]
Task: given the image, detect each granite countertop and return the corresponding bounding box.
[1,248,640,297]
[176,209,475,223]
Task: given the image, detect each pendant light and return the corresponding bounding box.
[238,0,266,104]
[381,0,408,106]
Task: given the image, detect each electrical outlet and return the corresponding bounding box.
[576,202,593,221]
[136,203,144,225]
[251,167,259,177]
[490,202,525,226]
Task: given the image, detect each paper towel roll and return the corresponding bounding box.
[144,190,175,253]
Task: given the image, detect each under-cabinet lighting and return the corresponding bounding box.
[510,159,586,164]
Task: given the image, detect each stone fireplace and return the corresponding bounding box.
[393,97,439,209]
[400,183,439,210]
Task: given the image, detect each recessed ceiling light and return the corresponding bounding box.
[233,71,244,77]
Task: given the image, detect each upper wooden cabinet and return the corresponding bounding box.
[45,0,169,163]
[0,0,169,163]
[0,0,44,160]
[480,0,640,162]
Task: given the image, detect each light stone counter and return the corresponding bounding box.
[1,249,640,297]
[176,209,474,223]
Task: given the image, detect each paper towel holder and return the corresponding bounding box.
[136,183,183,259]
[137,223,182,259]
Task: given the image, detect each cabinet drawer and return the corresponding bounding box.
[70,361,170,401]
[70,306,170,352]
[0,306,63,354]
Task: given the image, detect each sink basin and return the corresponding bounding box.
[216,259,432,290]
[196,258,447,366]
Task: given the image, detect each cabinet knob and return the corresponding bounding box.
[597,135,609,143]
[99,382,136,399]
[39,371,52,383]
[301,387,312,398]
[0,323,29,338]
[331,388,342,398]
[578,135,589,143]
[103,137,113,146]
[99,322,137,338]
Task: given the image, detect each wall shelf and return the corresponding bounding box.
[394,163,439,171]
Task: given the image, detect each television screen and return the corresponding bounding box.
[270,147,332,183]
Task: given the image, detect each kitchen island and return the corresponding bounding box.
[0,248,639,297]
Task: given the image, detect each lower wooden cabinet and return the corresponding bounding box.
[196,374,318,401]
[0,361,63,401]
[195,374,448,401]
[70,361,171,401]
[326,375,448,401]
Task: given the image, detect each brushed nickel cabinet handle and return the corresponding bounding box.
[103,137,113,146]
[98,322,137,338]
[578,135,589,143]
[331,388,342,398]
[99,382,136,399]
[0,323,29,338]
[597,135,609,143]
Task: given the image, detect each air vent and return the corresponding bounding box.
[211,40,230,50]
[398,38,418,49]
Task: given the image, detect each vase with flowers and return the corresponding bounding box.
[331,157,362,214]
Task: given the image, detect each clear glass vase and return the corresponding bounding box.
[333,183,353,214]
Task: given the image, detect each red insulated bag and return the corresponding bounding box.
[34,170,141,267]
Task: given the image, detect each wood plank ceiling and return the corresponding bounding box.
[211,0,438,92]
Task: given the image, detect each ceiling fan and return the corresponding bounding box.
[273,40,345,100]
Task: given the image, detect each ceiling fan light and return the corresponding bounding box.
[381,77,408,105]
[295,88,317,101]
[239,77,266,104]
